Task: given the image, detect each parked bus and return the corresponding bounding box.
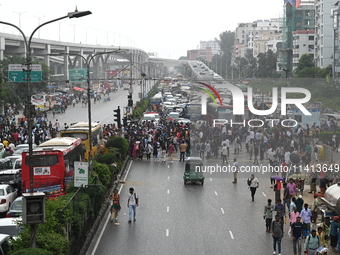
[59,121,104,160]
[21,137,84,197]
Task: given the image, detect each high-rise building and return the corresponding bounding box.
[200,40,220,56]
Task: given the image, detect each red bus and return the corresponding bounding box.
[21,137,84,197]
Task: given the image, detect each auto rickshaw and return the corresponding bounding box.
[53,104,62,114]
[183,157,205,185]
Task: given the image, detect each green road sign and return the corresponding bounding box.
[8,64,42,82]
[69,68,88,82]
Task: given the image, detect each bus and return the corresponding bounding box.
[31,93,57,110]
[150,94,163,105]
[182,103,203,121]
[21,137,84,197]
[59,121,104,160]
[163,77,172,84]
[177,74,183,81]
[207,102,251,123]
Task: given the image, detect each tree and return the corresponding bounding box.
[215,31,235,78]
[294,54,316,78]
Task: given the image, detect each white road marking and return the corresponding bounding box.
[229,231,234,239]
[168,176,170,180]
[166,229,169,236]
[210,178,212,181]
[262,192,267,197]
[91,160,133,255]
[221,208,225,214]
[214,191,218,196]
[168,165,169,168]
[167,189,170,194]
[167,206,169,212]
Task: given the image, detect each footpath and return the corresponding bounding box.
[284,150,340,254]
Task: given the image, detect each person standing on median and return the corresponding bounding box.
[127,187,139,223]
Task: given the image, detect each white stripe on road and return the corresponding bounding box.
[91,160,133,255]
[167,189,170,194]
[168,176,170,180]
[167,206,169,212]
[210,178,212,181]
[166,229,169,236]
[262,192,267,197]
[214,191,218,196]
[229,231,234,239]
[221,208,225,214]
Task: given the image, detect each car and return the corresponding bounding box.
[167,112,180,121]
[0,233,13,254]
[0,159,12,171]
[6,196,22,218]
[3,156,21,170]
[176,118,191,125]
[12,148,28,157]
[0,217,22,237]
[199,71,205,75]
[145,112,160,122]
[13,144,37,152]
[139,114,158,125]
[0,184,17,213]
[0,170,21,189]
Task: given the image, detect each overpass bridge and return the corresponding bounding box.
[0,32,193,86]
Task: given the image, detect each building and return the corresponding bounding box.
[200,40,220,56]
[187,47,212,62]
[292,30,315,69]
[331,1,340,78]
[314,0,333,69]
[278,1,315,73]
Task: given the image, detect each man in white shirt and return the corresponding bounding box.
[127,187,139,223]
[249,174,259,202]
[221,138,230,157]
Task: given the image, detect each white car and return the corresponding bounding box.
[0,184,17,213]
[176,118,191,125]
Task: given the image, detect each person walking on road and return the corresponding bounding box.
[304,229,321,255]
[271,214,283,255]
[291,216,303,255]
[221,144,228,164]
[275,199,286,224]
[264,199,274,232]
[232,158,239,184]
[110,188,120,221]
[330,216,340,252]
[300,203,312,238]
[127,187,139,223]
[249,173,259,201]
[179,141,187,162]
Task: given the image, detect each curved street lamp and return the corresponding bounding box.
[0,9,91,248]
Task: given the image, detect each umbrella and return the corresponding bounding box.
[271,176,285,182]
[289,153,300,164]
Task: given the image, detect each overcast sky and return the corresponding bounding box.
[0,0,284,59]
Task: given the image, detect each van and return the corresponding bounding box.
[0,234,12,255]
[140,114,158,125]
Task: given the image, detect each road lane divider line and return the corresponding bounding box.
[91,159,133,255]
[167,206,169,212]
[210,178,212,181]
[166,229,169,237]
[221,208,225,214]
[168,176,170,180]
[262,192,266,197]
[229,231,234,239]
[214,191,218,196]
[167,189,170,194]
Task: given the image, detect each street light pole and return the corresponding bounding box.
[0,9,91,248]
